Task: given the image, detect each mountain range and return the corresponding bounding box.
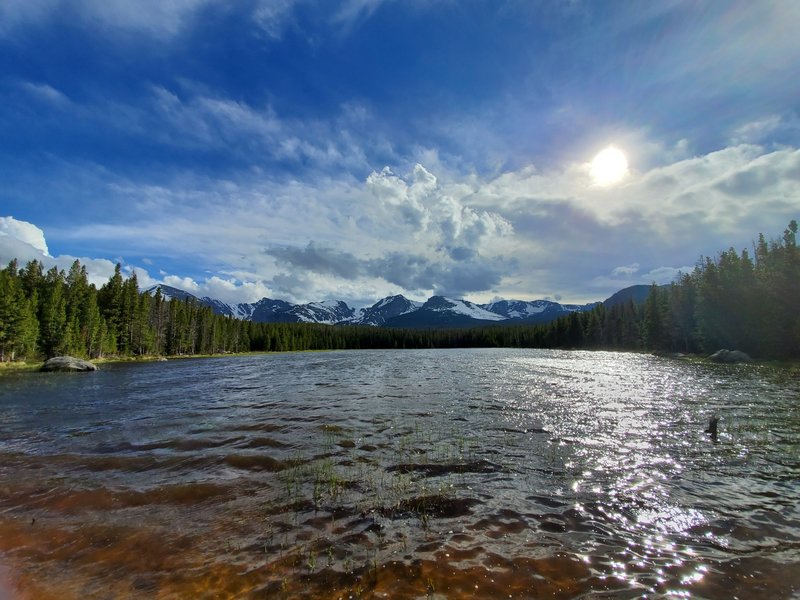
[146,284,651,328]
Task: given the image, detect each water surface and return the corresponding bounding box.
[1,349,799,598]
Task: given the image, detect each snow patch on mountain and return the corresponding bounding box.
[426,297,506,321]
[147,285,606,328]
[347,295,423,326]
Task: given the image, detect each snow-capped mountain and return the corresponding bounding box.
[483,298,599,324]
[247,298,296,322]
[147,285,234,316]
[148,284,199,303]
[146,286,354,325]
[146,285,615,328]
[385,296,507,328]
[287,300,355,324]
[347,295,422,326]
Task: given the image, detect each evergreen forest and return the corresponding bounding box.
[1,220,797,363]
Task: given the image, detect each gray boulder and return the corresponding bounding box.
[708,349,753,364]
[40,356,98,372]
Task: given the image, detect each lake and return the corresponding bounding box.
[0,349,799,599]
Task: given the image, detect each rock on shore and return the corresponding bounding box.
[40,356,98,372]
[708,349,753,364]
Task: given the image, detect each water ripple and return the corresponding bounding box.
[1,349,799,598]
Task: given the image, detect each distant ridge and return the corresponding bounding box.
[603,284,664,308]
[146,284,646,328]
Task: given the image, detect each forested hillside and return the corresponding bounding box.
[503,219,799,359]
[1,221,797,362]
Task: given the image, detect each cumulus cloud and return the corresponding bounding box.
[0,229,50,266]
[0,216,120,286]
[261,164,514,298]
[200,276,274,305]
[0,216,50,255]
[2,140,797,306]
[365,164,512,256]
[163,274,200,292]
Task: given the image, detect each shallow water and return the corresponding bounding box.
[0,348,799,599]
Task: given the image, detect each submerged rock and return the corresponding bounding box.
[705,415,719,440]
[40,356,98,372]
[708,349,753,364]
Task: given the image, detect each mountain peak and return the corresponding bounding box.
[144,286,614,328]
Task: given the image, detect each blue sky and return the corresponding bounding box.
[1,0,798,306]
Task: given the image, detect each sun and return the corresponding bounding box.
[590,146,628,186]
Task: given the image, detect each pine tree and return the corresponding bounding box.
[39,267,68,358]
[98,263,125,354]
[0,266,35,361]
[642,284,667,350]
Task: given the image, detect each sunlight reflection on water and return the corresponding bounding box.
[0,349,799,598]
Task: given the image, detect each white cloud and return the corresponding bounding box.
[0,230,50,266]
[731,115,783,145]
[163,274,200,292]
[0,216,119,287]
[127,266,159,289]
[365,163,512,257]
[611,263,640,277]
[2,139,797,306]
[0,216,50,255]
[199,276,273,304]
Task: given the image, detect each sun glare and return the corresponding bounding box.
[590,146,628,186]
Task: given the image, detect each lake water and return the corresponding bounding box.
[0,349,799,599]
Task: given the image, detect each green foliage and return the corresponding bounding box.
[0,262,39,361]
[529,219,800,359]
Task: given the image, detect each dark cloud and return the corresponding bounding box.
[715,150,800,197]
[265,240,509,298]
[366,252,507,297]
[715,166,774,197]
[266,242,363,279]
[447,246,475,261]
[429,260,506,297]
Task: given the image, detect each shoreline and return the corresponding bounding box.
[2,348,798,377]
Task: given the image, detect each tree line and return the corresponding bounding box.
[0,259,454,361]
[472,219,799,359]
[0,220,797,363]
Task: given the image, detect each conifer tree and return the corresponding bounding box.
[39,267,68,358]
[98,263,125,354]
